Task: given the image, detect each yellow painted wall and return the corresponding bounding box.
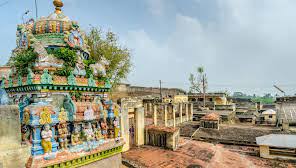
[173,95,188,103]
[263,114,276,122]
[214,97,227,105]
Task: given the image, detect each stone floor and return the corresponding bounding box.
[122,138,295,168]
[81,153,122,168]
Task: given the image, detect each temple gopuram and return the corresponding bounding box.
[2,0,124,167]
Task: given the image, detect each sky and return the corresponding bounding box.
[1,0,296,95]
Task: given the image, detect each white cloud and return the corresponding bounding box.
[125,0,296,95]
[145,0,168,16]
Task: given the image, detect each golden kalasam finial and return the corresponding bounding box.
[53,0,64,14]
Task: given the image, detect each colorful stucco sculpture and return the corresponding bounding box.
[3,0,123,167]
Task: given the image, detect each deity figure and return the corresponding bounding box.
[63,95,76,121]
[68,30,83,48]
[1,76,5,88]
[84,105,95,121]
[113,117,120,139]
[67,71,76,85]
[71,126,82,146]
[83,122,95,141]
[88,74,96,87]
[74,54,86,76]
[23,108,30,125]
[41,124,53,155]
[89,62,106,77]
[100,118,108,139]
[16,25,29,49]
[27,68,34,85]
[92,123,103,141]
[17,75,22,86]
[58,108,68,123]
[21,125,31,143]
[39,107,52,125]
[41,69,53,84]
[57,123,68,150]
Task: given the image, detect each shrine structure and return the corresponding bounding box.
[2,0,124,167]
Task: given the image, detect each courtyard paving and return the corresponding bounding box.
[122,138,295,168]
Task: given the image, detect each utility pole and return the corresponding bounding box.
[202,74,206,108]
[159,80,162,102]
[35,0,38,20]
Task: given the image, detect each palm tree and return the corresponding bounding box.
[189,66,208,107]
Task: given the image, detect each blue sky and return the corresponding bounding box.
[1,0,296,95]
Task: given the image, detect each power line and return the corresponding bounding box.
[0,1,8,7]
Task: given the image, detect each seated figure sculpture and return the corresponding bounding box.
[93,123,103,141]
[84,105,95,121]
[41,124,55,159]
[71,126,82,146]
[100,118,108,139]
[83,122,95,141]
[58,123,68,150]
[83,122,95,150]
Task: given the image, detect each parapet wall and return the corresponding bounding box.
[0,105,21,147]
[0,105,31,168]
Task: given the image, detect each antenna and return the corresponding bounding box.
[273,85,286,96]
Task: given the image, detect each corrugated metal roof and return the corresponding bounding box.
[256,134,296,148]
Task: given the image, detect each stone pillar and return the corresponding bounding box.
[185,103,189,122]
[282,121,290,131]
[121,105,130,152]
[179,103,183,123]
[149,103,152,114]
[190,103,193,121]
[164,105,168,127]
[135,107,145,146]
[173,105,176,128]
[153,105,157,126]
[144,103,148,117]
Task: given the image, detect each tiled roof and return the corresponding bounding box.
[201,113,219,121]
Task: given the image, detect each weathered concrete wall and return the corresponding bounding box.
[0,105,21,146]
[0,146,31,168]
[166,129,180,151]
[81,153,122,168]
[0,105,31,168]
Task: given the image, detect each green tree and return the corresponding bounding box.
[86,27,132,88]
[189,66,208,107]
[12,48,38,76]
